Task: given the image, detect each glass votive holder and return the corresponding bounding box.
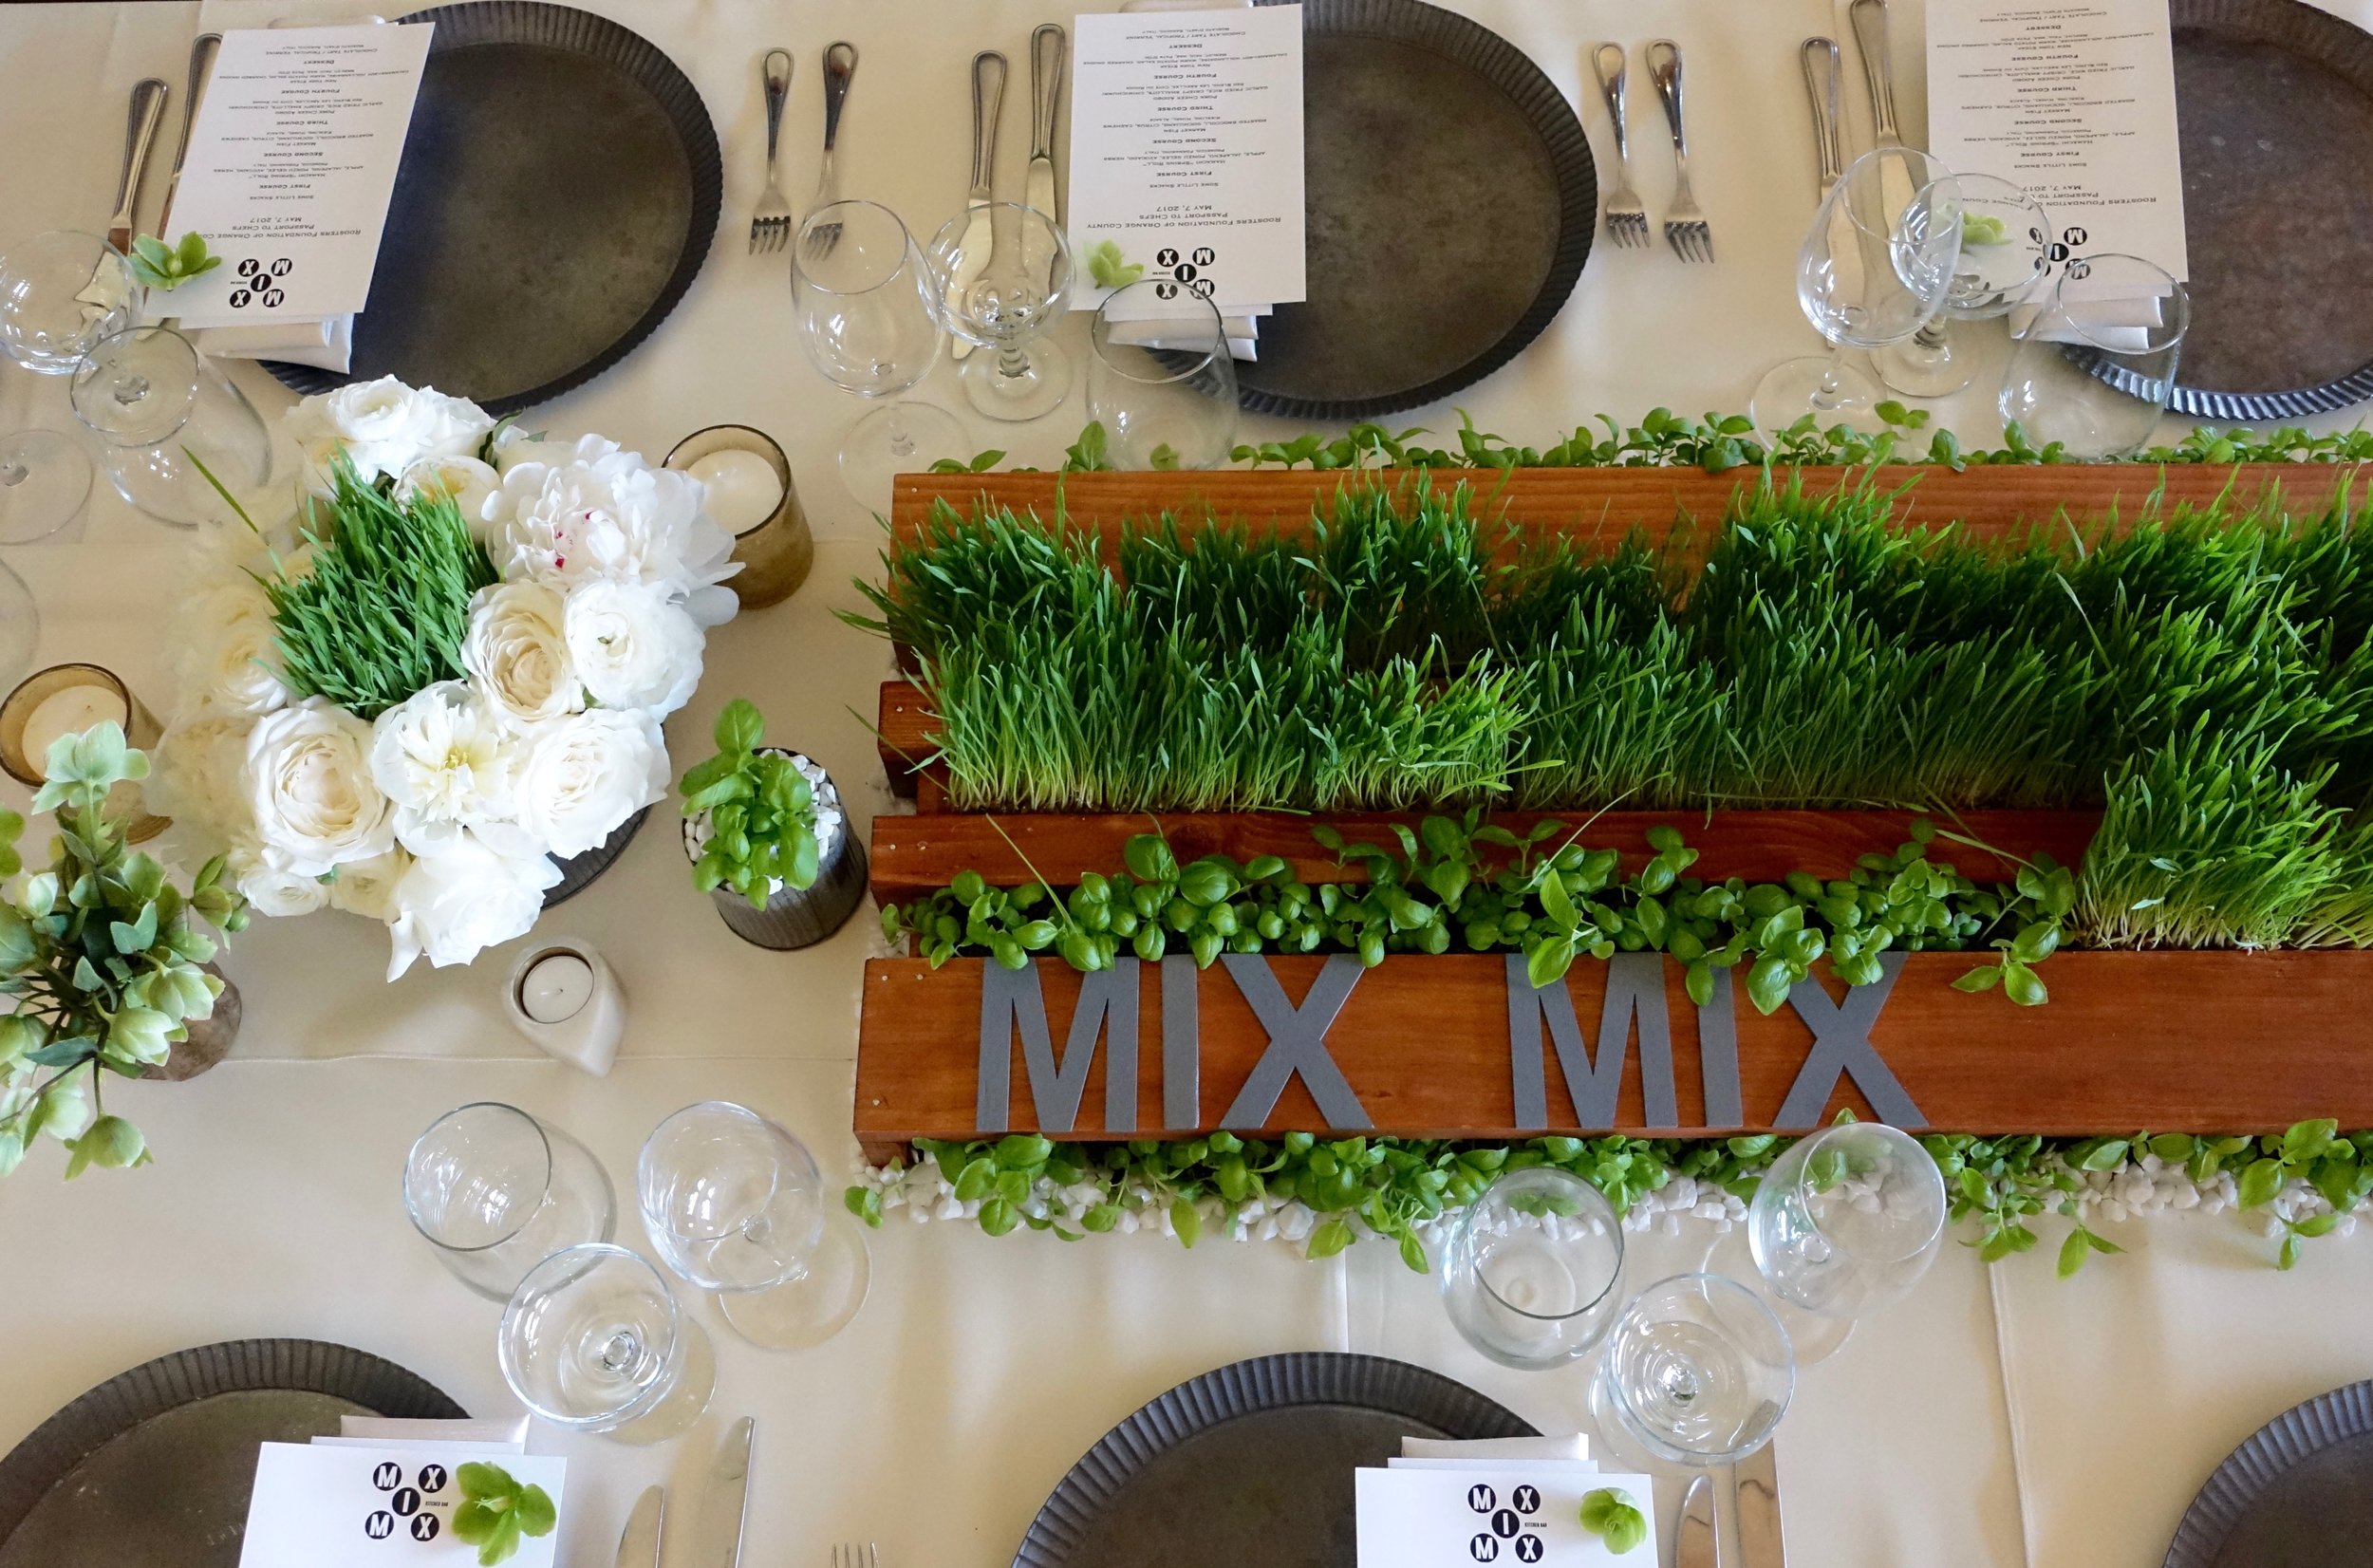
[0,663,167,841]
[665,424,812,609]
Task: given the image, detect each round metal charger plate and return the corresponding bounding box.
[0,1339,466,1568]
[1012,1352,1535,1568]
[2082,0,2373,420]
[264,1,721,417]
[1240,0,1595,420]
[2162,1378,2373,1568]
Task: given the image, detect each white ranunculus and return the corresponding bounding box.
[562,580,705,716]
[512,708,667,858]
[245,699,395,876]
[396,454,503,541]
[147,715,257,846]
[496,445,740,625]
[178,578,290,718]
[384,831,561,980]
[367,681,526,856]
[463,581,583,727]
[326,847,412,923]
[286,377,495,491]
[230,848,330,918]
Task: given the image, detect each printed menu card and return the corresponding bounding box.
[168,24,434,328]
[1926,0,2189,288]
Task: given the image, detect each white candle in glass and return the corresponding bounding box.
[21,682,127,771]
[686,447,783,536]
[520,953,594,1023]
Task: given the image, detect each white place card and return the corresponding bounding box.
[1926,0,2189,289]
[167,23,434,328]
[236,1443,565,1566]
[1068,4,1307,310]
[1356,1465,1656,1568]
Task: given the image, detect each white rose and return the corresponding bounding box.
[367,681,526,856]
[512,709,667,858]
[562,581,705,716]
[245,698,395,876]
[147,716,257,846]
[178,578,290,718]
[396,454,504,541]
[326,847,412,923]
[230,848,329,918]
[286,377,495,491]
[496,445,739,625]
[384,831,561,980]
[463,582,583,727]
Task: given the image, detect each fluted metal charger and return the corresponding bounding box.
[2162,1379,2373,1568]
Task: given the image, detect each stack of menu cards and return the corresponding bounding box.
[236,1415,565,1566]
[1070,4,1306,360]
[1356,1434,1660,1567]
[1925,0,2189,345]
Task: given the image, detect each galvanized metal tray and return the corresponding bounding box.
[1240,0,1596,420]
[2162,1378,2373,1568]
[0,1338,466,1568]
[1011,1352,1534,1568]
[264,1,721,416]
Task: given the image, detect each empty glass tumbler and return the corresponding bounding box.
[1087,279,1239,471]
[1747,1121,1947,1321]
[1439,1167,1626,1369]
[498,1243,716,1444]
[403,1102,615,1302]
[1998,252,2189,459]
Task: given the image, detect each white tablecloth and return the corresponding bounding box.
[0,3,2366,1566]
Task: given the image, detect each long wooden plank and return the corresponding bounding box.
[867,807,2100,903]
[853,949,2373,1159]
[888,463,2368,554]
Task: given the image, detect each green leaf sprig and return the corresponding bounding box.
[451,1462,556,1567]
[681,699,822,906]
[1579,1488,1648,1555]
[1084,239,1146,289]
[125,232,223,291]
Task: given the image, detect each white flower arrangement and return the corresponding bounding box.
[154,376,738,980]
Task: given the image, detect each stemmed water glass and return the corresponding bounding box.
[790,198,962,513]
[1872,173,2052,398]
[1998,252,2190,459]
[1586,1274,1795,1470]
[1747,1120,1948,1320]
[0,231,130,542]
[68,325,272,529]
[402,1101,616,1302]
[498,1243,717,1444]
[637,1101,871,1350]
[925,202,1074,421]
[1749,147,1964,436]
[1087,279,1239,470]
[1439,1167,1626,1370]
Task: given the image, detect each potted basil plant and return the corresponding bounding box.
[679,700,868,949]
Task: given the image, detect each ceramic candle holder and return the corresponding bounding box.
[502,938,627,1076]
[0,662,168,842]
[665,423,813,610]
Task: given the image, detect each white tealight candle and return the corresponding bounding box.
[21,682,128,772]
[519,953,594,1024]
[686,446,784,536]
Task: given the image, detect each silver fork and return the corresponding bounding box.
[831,1546,880,1568]
[1647,39,1712,263]
[750,49,793,254]
[802,42,860,260]
[1589,45,1649,250]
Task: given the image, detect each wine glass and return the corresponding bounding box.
[69,325,272,529]
[1748,1121,1947,1320]
[791,199,962,513]
[0,231,137,375]
[637,1101,870,1349]
[1587,1274,1794,1470]
[1749,147,1964,436]
[498,1243,716,1444]
[403,1101,616,1302]
[1087,279,1239,470]
[1871,173,2050,397]
[1999,252,2190,459]
[925,202,1074,421]
[0,431,91,544]
[1439,1167,1625,1370]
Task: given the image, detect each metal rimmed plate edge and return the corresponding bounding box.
[2160,1378,2373,1568]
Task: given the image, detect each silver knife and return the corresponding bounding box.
[1735,1439,1786,1568]
[1675,1473,1718,1568]
[615,1484,665,1568]
[159,34,220,236]
[702,1418,754,1568]
[1026,24,1066,228]
[107,77,169,255]
[1801,38,1844,199]
[950,49,1008,361]
[1848,0,1902,148]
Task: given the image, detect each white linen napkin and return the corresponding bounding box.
[188,315,354,372]
[334,1414,529,1447]
[1402,1433,1592,1464]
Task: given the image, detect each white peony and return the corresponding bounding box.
[178,578,290,718]
[396,454,504,541]
[286,377,495,491]
[462,581,583,727]
[488,426,619,476]
[496,443,739,625]
[245,699,395,876]
[148,715,257,845]
[367,682,525,856]
[562,580,705,716]
[326,848,412,924]
[230,848,330,918]
[384,831,562,980]
[512,708,667,858]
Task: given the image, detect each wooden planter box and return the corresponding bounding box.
[854,464,2373,1160]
